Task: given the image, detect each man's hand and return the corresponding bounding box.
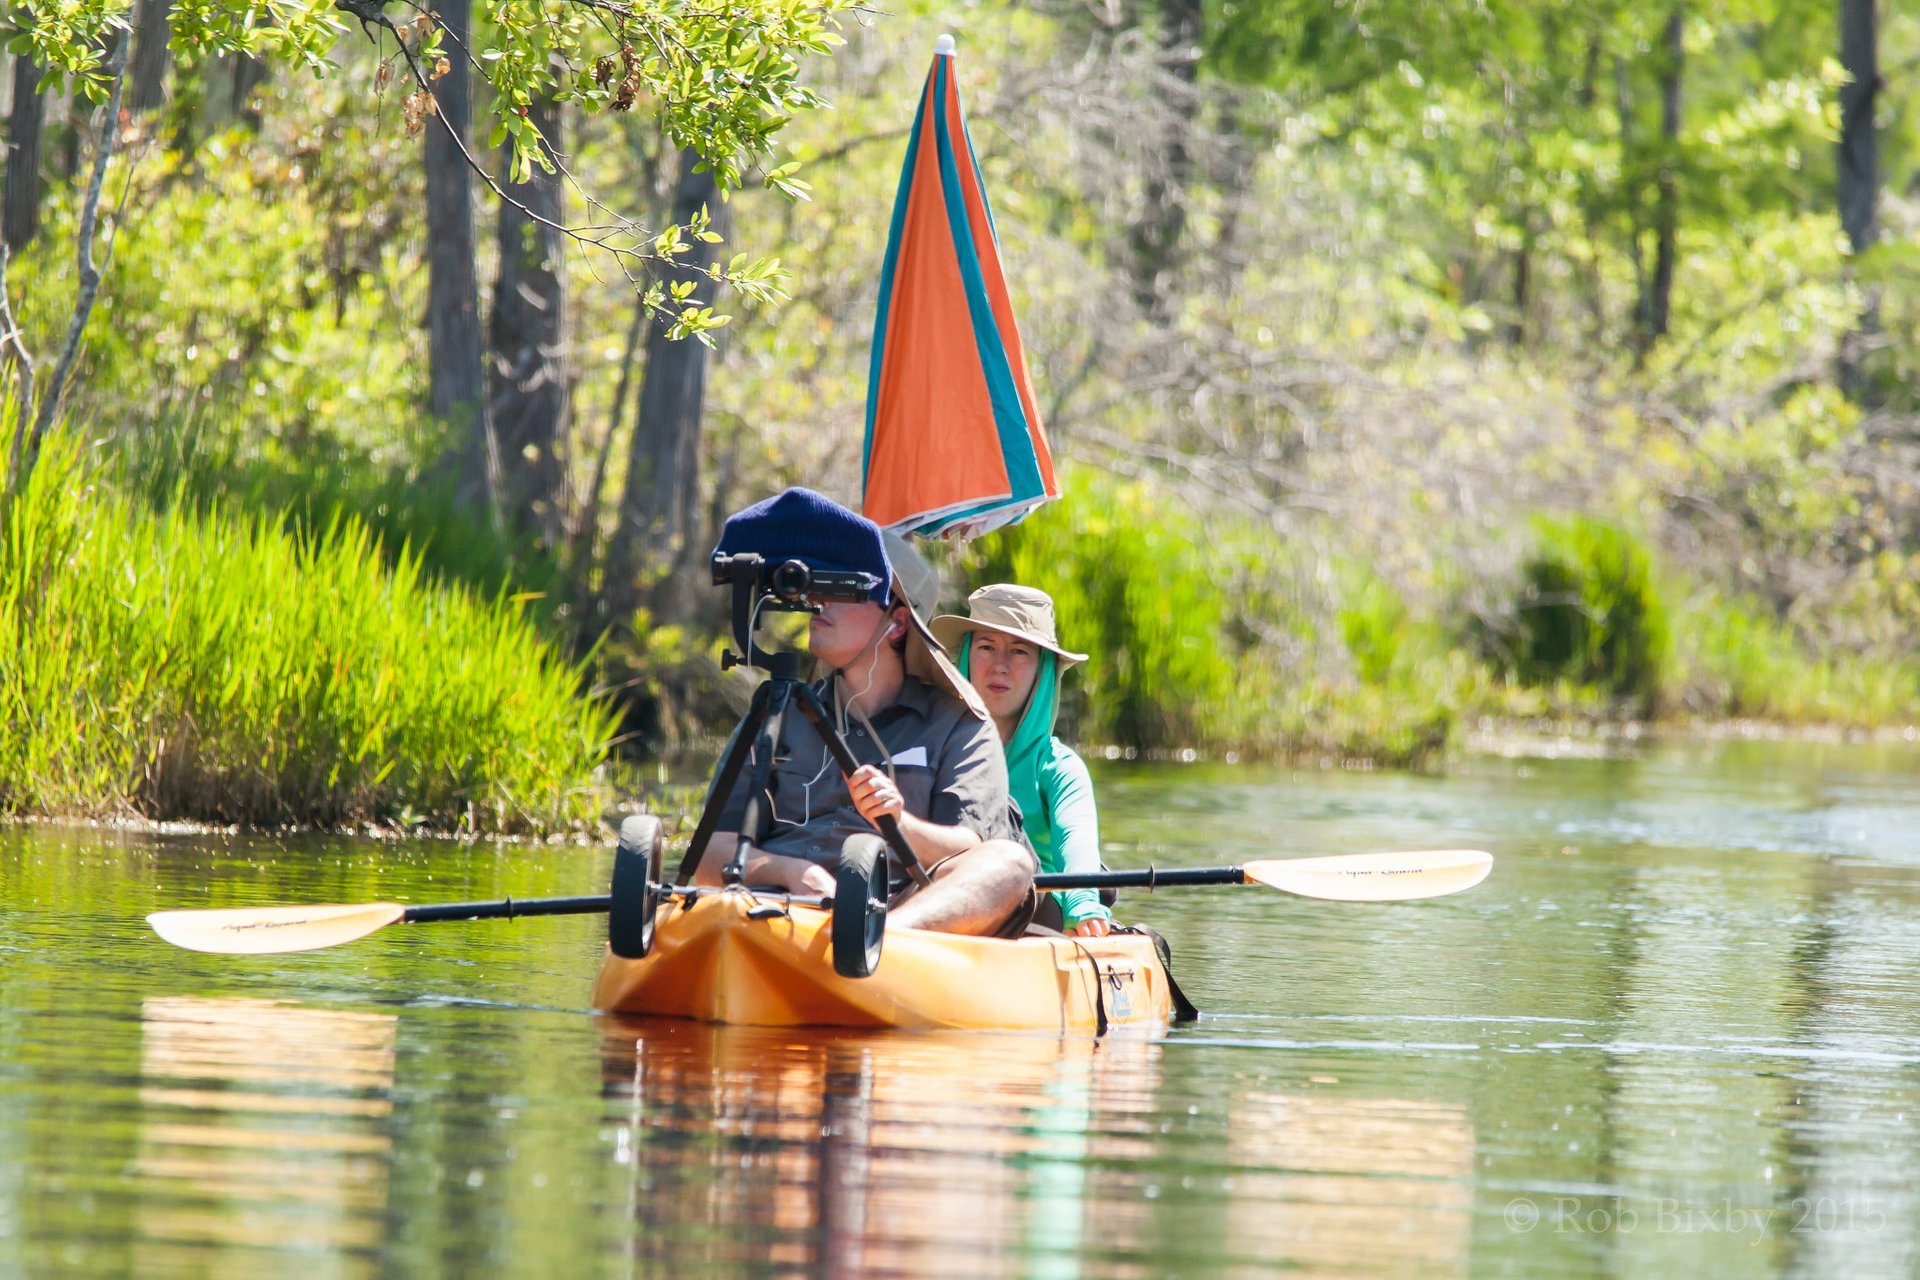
[845,766,984,867]
[1071,916,1112,938]
[847,764,905,826]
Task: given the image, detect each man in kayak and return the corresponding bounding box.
[692,490,1039,937]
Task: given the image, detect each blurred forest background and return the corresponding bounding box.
[3,0,1918,830]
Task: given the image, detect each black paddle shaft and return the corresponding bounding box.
[1036,866,1247,890]
[403,895,612,924]
[393,866,1250,926]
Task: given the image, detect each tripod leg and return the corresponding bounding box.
[724,681,794,883]
[673,680,775,883]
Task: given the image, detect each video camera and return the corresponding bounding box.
[710,553,883,675]
[710,554,882,612]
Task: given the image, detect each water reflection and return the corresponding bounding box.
[598,1018,1474,1276]
[598,1018,1150,1275]
[136,997,396,1273]
[1228,1092,1473,1277]
[21,740,1920,1276]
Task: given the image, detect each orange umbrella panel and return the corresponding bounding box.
[862,40,1060,541]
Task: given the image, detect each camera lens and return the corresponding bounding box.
[768,559,812,602]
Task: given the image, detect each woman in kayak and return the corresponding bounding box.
[933,586,1114,937]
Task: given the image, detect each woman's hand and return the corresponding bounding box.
[1070,916,1112,938]
[847,765,905,826]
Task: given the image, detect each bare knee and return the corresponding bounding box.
[990,838,1040,880]
[950,838,1037,890]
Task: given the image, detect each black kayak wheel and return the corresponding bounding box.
[608,815,664,959]
[832,833,888,979]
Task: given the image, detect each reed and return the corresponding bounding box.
[1,426,614,832]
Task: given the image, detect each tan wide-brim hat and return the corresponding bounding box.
[880,530,991,720]
[930,584,1088,668]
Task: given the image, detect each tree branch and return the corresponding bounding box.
[1,242,39,494]
[27,28,130,472]
[369,8,705,316]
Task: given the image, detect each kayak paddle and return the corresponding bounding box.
[146,848,1493,955]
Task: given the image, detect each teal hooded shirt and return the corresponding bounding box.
[959,647,1110,928]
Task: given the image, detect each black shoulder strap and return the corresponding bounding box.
[1119,924,1201,1022]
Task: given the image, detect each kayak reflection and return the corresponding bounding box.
[599,1017,1475,1276]
[598,1016,1162,1276]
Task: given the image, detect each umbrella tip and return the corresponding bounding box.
[934,33,956,57]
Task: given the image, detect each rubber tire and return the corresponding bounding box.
[608,815,664,959]
[832,834,888,979]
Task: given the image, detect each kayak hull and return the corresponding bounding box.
[591,889,1172,1034]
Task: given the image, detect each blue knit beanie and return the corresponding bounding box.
[713,488,892,603]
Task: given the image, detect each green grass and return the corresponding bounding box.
[0,424,615,833]
[1667,591,1920,725]
[108,408,571,618]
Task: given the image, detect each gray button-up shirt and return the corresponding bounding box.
[713,676,1025,865]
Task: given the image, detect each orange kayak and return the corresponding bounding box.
[590,888,1173,1034]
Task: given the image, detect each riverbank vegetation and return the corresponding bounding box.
[3,0,1918,822]
[0,424,614,831]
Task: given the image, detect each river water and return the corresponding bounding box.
[4,736,1919,1277]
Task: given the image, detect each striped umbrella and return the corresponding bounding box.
[861,34,1059,542]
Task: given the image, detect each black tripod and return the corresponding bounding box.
[664,554,930,976]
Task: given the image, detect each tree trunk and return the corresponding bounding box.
[488,94,568,546]
[1126,0,1201,323]
[128,0,173,114]
[1574,35,1608,342]
[1836,0,1880,396]
[230,53,268,129]
[603,145,729,628]
[1614,57,1649,352]
[4,57,45,249]
[1507,236,1531,347]
[1203,95,1256,285]
[571,298,646,586]
[18,32,129,487]
[1836,0,1879,254]
[59,85,81,181]
[1645,8,1683,344]
[424,0,492,519]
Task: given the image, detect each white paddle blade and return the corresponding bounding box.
[1244,849,1493,902]
[147,902,408,954]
